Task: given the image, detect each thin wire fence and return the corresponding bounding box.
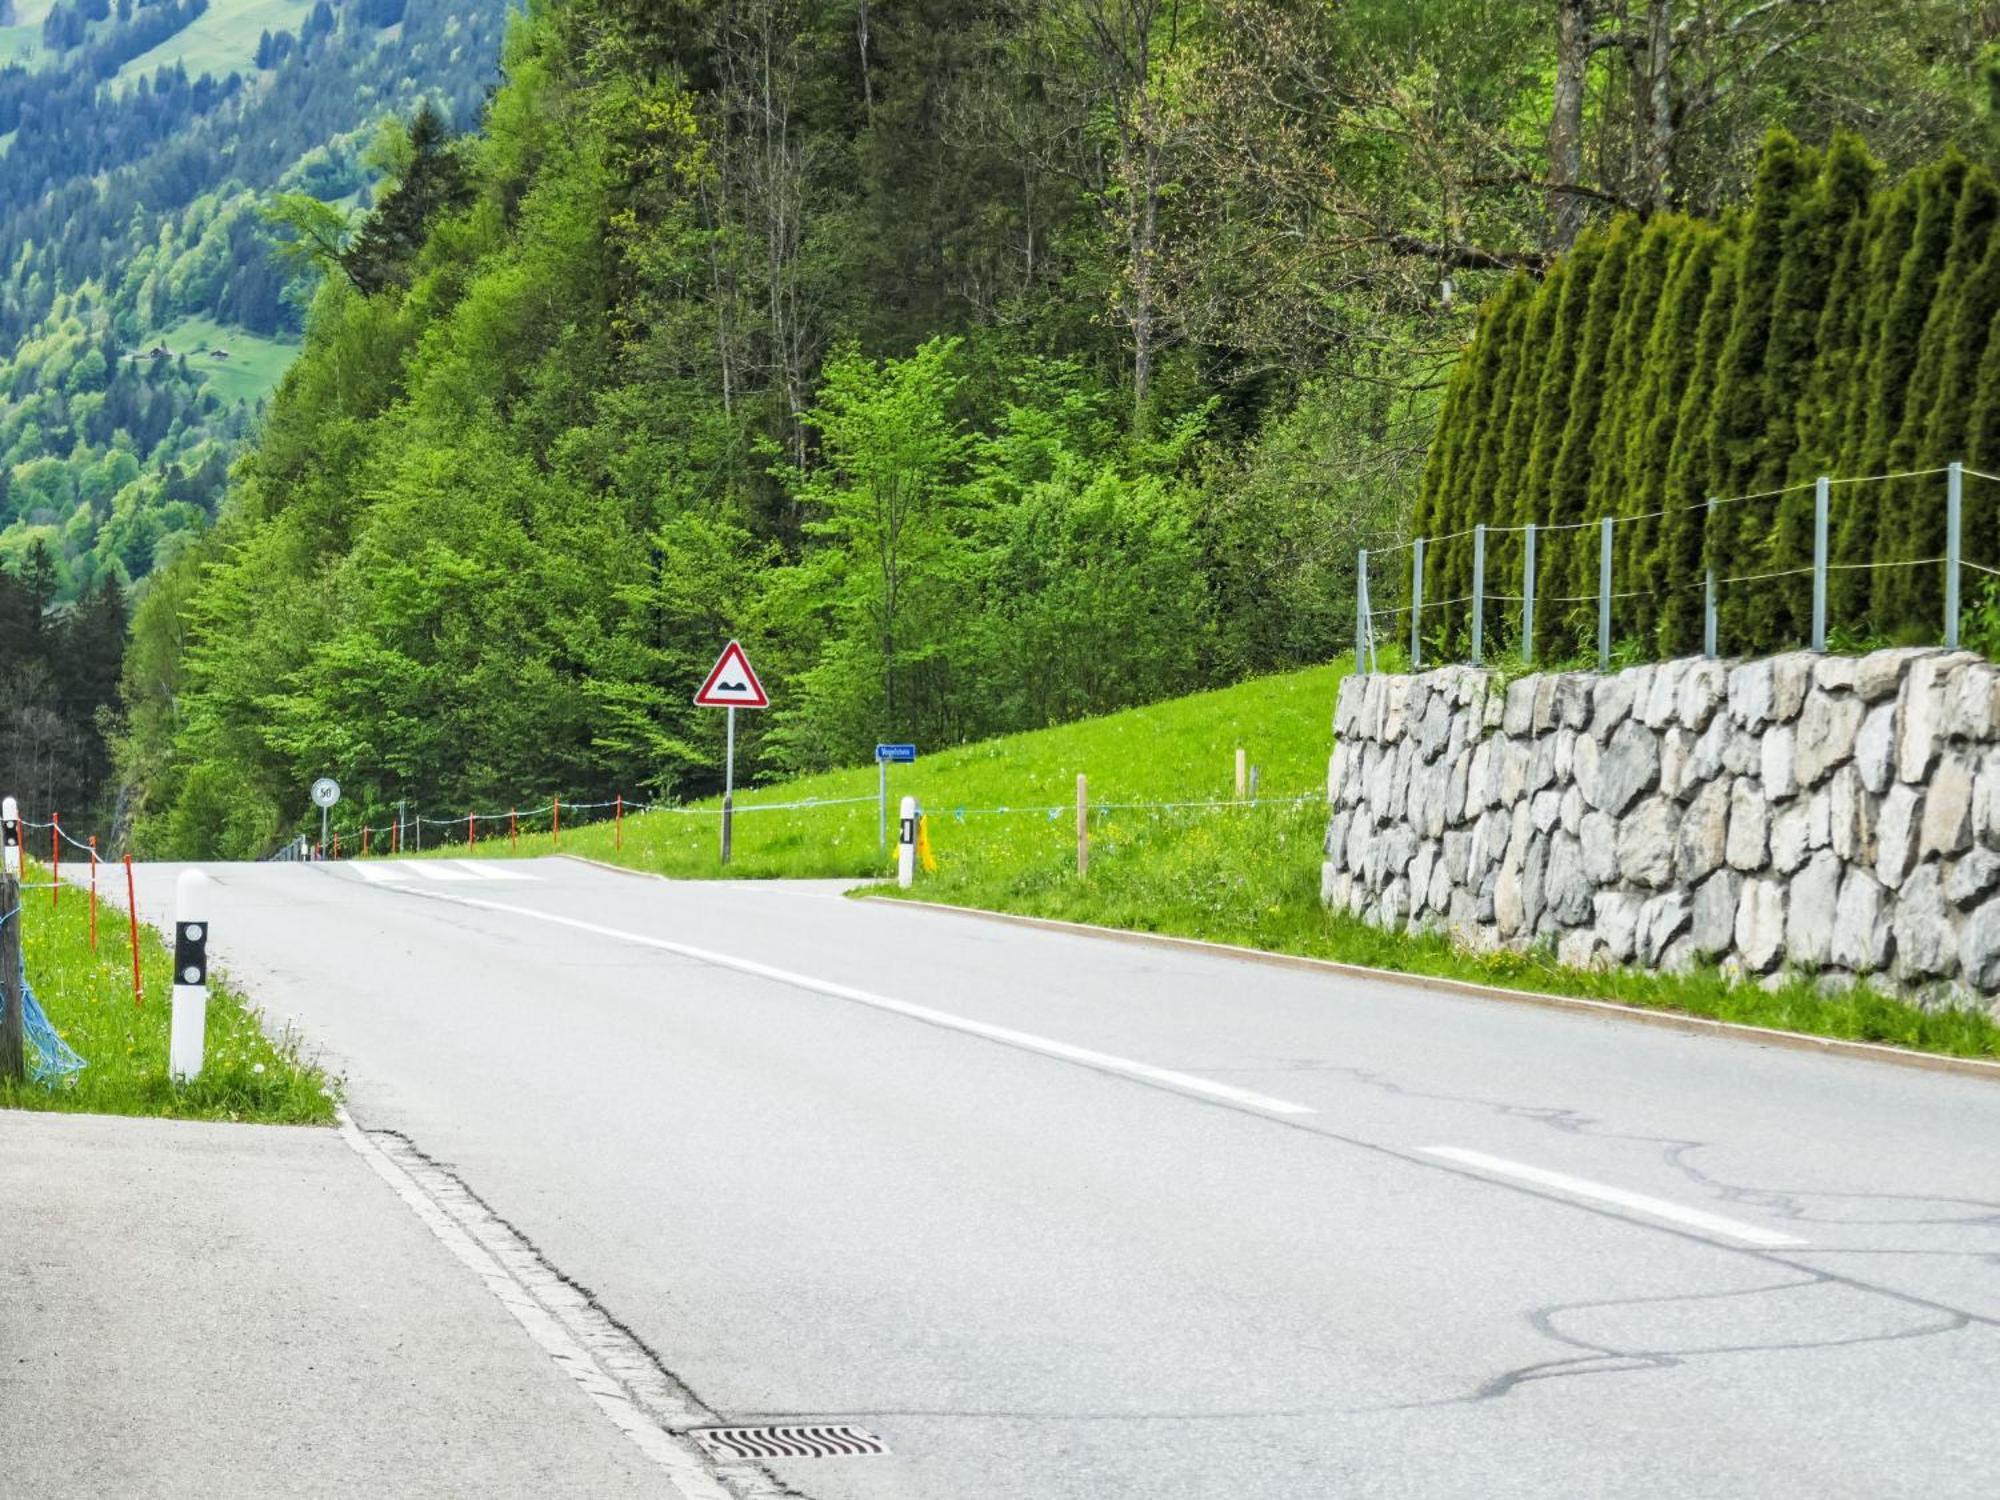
[260,784,1330,862]
[1357,462,1998,675]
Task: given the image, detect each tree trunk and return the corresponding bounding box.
[1549,0,1592,251]
[1642,0,1675,213]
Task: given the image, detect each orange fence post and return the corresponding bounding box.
[615,795,623,850]
[553,795,560,847]
[123,854,142,1007]
[49,812,58,906]
[332,830,341,859]
[469,812,476,851]
[88,837,98,950]
[363,827,371,856]
[510,809,517,851]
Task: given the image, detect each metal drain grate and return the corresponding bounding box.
[690,1424,890,1461]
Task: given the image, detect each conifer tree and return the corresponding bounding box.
[1963,305,2000,572]
[1705,134,1816,649]
[1661,232,1743,655]
[1520,231,1605,649]
[1759,135,1876,640]
[1547,219,1634,626]
[1874,166,2000,626]
[1461,273,1538,650]
[1492,265,1565,535]
[1618,224,1704,644]
[1827,177,1921,620]
[1428,280,1529,651]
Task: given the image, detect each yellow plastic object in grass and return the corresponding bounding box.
[917,814,937,875]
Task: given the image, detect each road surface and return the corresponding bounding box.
[119,855,2000,1498]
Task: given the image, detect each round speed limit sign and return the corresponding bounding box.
[310,777,341,809]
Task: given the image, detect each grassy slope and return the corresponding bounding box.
[142,315,299,406]
[426,665,1339,879]
[0,1,57,67]
[0,861,337,1121]
[116,0,313,85]
[404,663,2000,1061]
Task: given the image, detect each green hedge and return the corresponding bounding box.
[1415,132,2000,661]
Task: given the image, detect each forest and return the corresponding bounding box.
[0,0,516,834]
[111,0,2000,856]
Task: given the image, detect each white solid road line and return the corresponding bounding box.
[389,886,1318,1118]
[1420,1146,1807,1249]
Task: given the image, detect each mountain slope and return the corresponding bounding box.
[0,0,515,601]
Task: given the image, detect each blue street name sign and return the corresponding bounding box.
[875,743,917,763]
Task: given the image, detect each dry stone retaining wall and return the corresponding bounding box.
[1323,648,2000,1016]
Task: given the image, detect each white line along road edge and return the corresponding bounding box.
[383,885,1317,1118]
[336,1110,739,1500]
[1421,1146,1807,1249]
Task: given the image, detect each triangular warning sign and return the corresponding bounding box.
[694,639,769,708]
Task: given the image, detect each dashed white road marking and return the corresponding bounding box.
[348,860,540,884]
[1421,1146,1807,1248]
[384,886,1317,1118]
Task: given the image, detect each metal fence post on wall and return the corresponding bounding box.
[1598,517,1613,673]
[1410,536,1425,670]
[1946,461,1963,650]
[1522,522,1537,665]
[1704,497,1718,659]
[1471,524,1486,665]
[1812,475,1830,653]
[1354,548,1369,674]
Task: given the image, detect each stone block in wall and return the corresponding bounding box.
[1677,778,1729,884]
[1788,852,1842,967]
[1919,755,1973,858]
[1735,879,1786,972]
[1891,864,1956,980]
[1795,690,1863,788]
[1617,798,1678,889]
[1594,719,1660,817]
[1760,724,1797,800]
[1725,779,1770,872]
[1876,785,1922,889]
[1830,870,1889,971]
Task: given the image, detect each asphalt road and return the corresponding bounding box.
[120,855,2000,1498]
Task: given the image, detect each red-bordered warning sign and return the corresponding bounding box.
[694,639,769,709]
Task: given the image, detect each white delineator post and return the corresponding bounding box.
[897,795,917,889]
[1,796,19,876]
[171,869,210,1081]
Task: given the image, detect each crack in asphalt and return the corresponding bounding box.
[1195,1058,2000,1403]
[368,1129,815,1500]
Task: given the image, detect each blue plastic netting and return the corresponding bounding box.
[22,976,85,1086]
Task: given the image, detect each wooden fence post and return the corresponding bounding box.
[1077,773,1089,878]
[1,872,23,1082]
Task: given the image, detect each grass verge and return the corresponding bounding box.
[417,662,2000,1065]
[0,862,338,1122]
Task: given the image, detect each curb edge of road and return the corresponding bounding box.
[873,897,2000,1085]
[547,853,2000,1084]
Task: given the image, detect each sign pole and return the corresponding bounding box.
[879,758,887,855]
[721,705,735,866]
